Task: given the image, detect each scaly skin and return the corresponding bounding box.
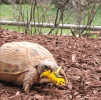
[23,68,38,94]
[14,68,38,94]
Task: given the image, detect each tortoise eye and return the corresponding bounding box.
[44,66,48,69]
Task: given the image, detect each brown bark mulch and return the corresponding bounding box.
[0,28,101,100]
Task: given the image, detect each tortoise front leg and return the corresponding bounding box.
[15,68,38,94]
[22,68,38,94]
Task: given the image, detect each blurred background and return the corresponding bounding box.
[0,0,101,37]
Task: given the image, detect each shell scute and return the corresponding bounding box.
[0,61,12,73]
[20,62,29,72]
[12,65,19,73]
[30,49,38,57]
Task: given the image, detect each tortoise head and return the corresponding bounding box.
[37,60,67,81]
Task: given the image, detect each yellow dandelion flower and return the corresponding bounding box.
[40,66,66,86]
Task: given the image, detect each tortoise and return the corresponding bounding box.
[0,41,67,94]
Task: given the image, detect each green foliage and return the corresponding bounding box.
[0,4,101,37]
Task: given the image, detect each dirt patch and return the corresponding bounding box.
[0,28,101,100]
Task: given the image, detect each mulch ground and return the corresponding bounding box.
[0,28,101,100]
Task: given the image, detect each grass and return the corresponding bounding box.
[0,4,101,36]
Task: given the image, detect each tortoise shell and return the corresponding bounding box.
[0,41,57,74]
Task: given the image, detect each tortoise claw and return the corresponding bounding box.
[24,84,29,94]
